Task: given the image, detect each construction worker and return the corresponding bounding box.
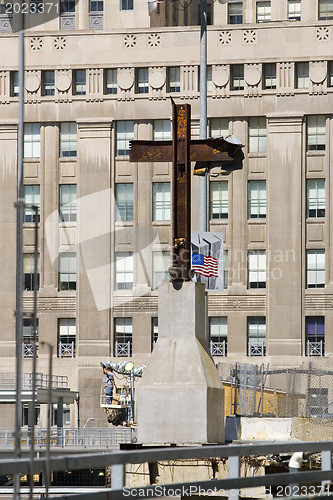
[103,365,114,405]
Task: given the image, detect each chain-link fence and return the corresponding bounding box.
[220,359,333,420]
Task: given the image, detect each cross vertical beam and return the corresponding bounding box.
[170,101,192,282]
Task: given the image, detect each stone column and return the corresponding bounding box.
[137,281,224,444]
[0,124,17,357]
[266,115,304,357]
[76,120,112,357]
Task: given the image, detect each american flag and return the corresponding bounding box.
[192,253,218,278]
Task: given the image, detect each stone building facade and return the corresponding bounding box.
[0,0,333,427]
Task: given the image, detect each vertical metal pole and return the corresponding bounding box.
[130,369,134,423]
[228,455,240,500]
[199,0,207,234]
[29,205,39,500]
[321,450,332,490]
[15,4,25,499]
[45,343,53,500]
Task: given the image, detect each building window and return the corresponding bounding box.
[152,251,170,290]
[307,179,325,218]
[306,317,324,357]
[248,180,266,219]
[61,0,75,13]
[114,318,132,357]
[248,251,266,289]
[295,62,309,89]
[319,0,333,20]
[23,253,40,291]
[24,185,40,223]
[42,70,55,96]
[121,0,133,10]
[248,317,266,356]
[167,67,180,93]
[59,184,77,222]
[256,1,271,22]
[231,64,244,91]
[249,117,266,153]
[151,317,158,350]
[22,404,40,426]
[58,318,76,358]
[58,253,76,291]
[60,122,77,157]
[115,183,134,221]
[288,0,301,20]
[115,252,133,290]
[210,118,228,138]
[307,250,325,288]
[116,120,134,156]
[209,317,227,356]
[89,0,103,11]
[11,71,19,96]
[210,181,228,220]
[53,404,71,426]
[73,69,86,95]
[263,63,276,89]
[228,2,243,24]
[307,115,326,151]
[136,68,149,94]
[328,61,333,87]
[153,182,171,221]
[105,69,117,94]
[22,318,39,358]
[24,123,41,158]
[153,120,171,141]
[223,250,228,289]
[207,65,213,92]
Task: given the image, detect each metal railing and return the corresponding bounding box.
[0,372,69,390]
[22,342,35,358]
[248,340,266,356]
[0,427,132,449]
[307,340,324,356]
[1,440,333,499]
[58,341,75,358]
[115,341,131,357]
[210,340,226,356]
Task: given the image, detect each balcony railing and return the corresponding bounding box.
[210,340,227,356]
[115,341,131,357]
[248,340,266,356]
[306,340,324,356]
[0,427,132,449]
[22,342,38,358]
[58,341,75,358]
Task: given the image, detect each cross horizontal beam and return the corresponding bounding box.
[129,138,234,163]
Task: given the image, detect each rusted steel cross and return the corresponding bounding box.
[130,101,243,282]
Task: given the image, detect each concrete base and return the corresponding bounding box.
[137,281,225,444]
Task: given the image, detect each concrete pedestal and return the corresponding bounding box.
[137,281,224,444]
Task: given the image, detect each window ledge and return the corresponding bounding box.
[23,158,40,163]
[247,218,266,223]
[115,221,134,227]
[248,153,267,158]
[152,220,171,226]
[306,151,326,157]
[59,157,77,162]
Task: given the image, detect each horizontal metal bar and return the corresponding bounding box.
[47,468,333,500]
[1,440,333,476]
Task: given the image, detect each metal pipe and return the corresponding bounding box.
[29,205,39,500]
[199,0,207,234]
[46,343,53,499]
[14,3,25,498]
[130,369,134,423]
